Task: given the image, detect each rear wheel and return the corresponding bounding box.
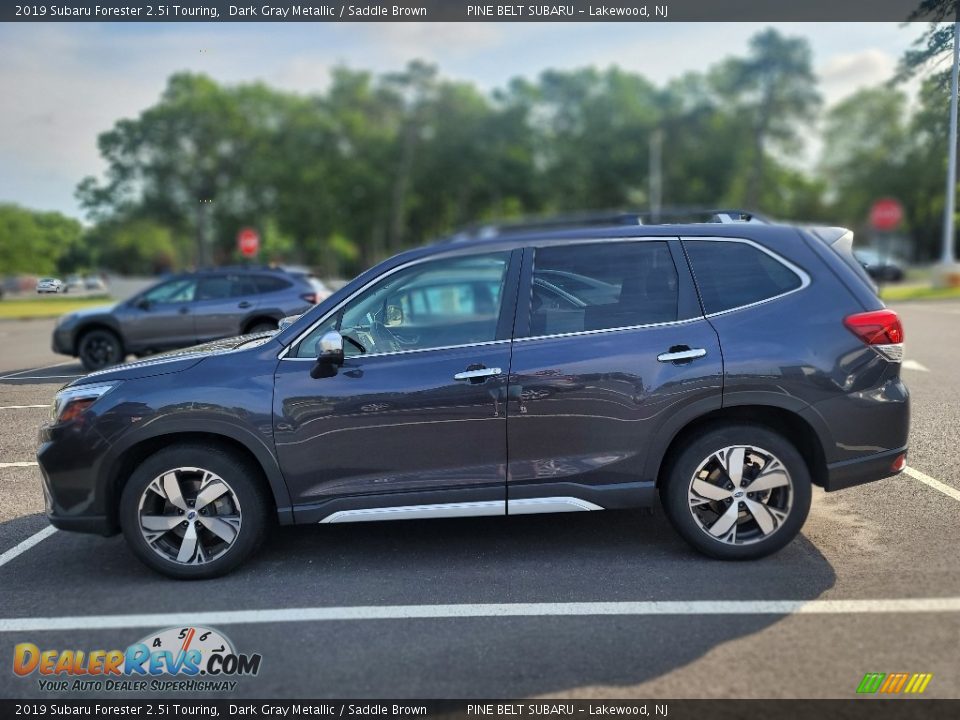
[119,444,272,579]
[78,328,123,371]
[660,424,811,560]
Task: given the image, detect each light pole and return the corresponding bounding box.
[942,20,960,267]
[649,129,663,223]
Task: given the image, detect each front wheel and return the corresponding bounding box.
[78,328,123,371]
[119,444,272,579]
[660,425,812,560]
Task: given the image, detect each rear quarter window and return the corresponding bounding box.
[684,240,804,315]
[253,275,293,294]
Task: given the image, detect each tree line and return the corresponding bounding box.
[1,24,957,278]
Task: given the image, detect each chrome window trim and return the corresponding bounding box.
[682,236,811,318]
[513,316,702,344]
[280,235,810,359]
[280,338,511,362]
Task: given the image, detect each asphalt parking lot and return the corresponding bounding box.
[0,303,959,699]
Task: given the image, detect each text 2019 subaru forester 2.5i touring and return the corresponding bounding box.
[37,214,909,578]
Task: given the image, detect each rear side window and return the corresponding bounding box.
[527,241,679,336]
[253,275,292,294]
[684,240,803,315]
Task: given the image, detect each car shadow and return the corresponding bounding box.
[0,363,85,385]
[0,509,836,697]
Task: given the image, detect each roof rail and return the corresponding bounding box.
[444,207,771,242]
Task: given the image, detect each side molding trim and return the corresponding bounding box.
[318,497,603,524]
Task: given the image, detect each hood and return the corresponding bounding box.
[72,331,277,386]
[59,304,117,322]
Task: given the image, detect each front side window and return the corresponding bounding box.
[142,278,196,304]
[684,240,803,315]
[526,241,679,337]
[296,252,511,358]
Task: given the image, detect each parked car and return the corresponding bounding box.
[51,267,319,371]
[36,278,64,294]
[279,266,333,303]
[854,248,906,282]
[38,217,909,578]
[64,275,85,293]
[84,275,107,292]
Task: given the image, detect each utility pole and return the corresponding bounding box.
[649,129,664,223]
[942,19,960,267]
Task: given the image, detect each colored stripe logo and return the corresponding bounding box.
[857,672,933,694]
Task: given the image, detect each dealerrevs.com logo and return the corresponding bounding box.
[13,626,262,693]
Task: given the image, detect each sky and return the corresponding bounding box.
[0,21,925,219]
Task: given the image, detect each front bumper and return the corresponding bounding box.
[37,424,119,537]
[51,326,74,355]
[824,446,908,492]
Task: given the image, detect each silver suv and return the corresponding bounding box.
[52,268,324,370]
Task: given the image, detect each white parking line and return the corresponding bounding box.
[0,361,78,381]
[0,461,39,468]
[905,466,960,503]
[1,597,959,632]
[0,375,82,381]
[0,526,57,569]
[901,360,930,372]
[0,404,48,410]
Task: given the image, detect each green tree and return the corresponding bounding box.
[711,28,821,208]
[0,204,84,275]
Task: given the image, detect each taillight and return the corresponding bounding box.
[301,293,318,305]
[844,309,903,362]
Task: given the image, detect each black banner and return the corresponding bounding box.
[0,0,949,23]
[2,700,960,720]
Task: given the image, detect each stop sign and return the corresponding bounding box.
[237,227,260,257]
[869,198,903,231]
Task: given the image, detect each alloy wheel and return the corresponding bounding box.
[686,445,793,546]
[137,467,242,565]
[82,335,118,367]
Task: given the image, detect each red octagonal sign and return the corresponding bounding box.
[237,227,260,257]
[869,198,903,232]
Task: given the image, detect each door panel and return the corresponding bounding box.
[273,343,511,518]
[506,321,722,503]
[121,277,198,350]
[506,238,722,508]
[273,248,521,521]
[193,275,257,342]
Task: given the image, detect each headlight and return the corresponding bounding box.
[52,382,120,424]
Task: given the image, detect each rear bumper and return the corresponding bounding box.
[824,446,907,492]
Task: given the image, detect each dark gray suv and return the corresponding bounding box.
[37,218,909,578]
[52,267,321,370]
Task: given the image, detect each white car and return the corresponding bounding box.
[36,278,64,294]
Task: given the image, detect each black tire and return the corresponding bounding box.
[78,328,123,371]
[119,444,272,579]
[246,320,278,334]
[660,424,812,560]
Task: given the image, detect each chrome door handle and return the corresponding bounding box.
[454,367,502,381]
[657,348,706,363]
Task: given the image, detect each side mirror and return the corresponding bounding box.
[135,298,152,311]
[311,330,344,379]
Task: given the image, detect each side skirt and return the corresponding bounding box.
[319,497,603,524]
